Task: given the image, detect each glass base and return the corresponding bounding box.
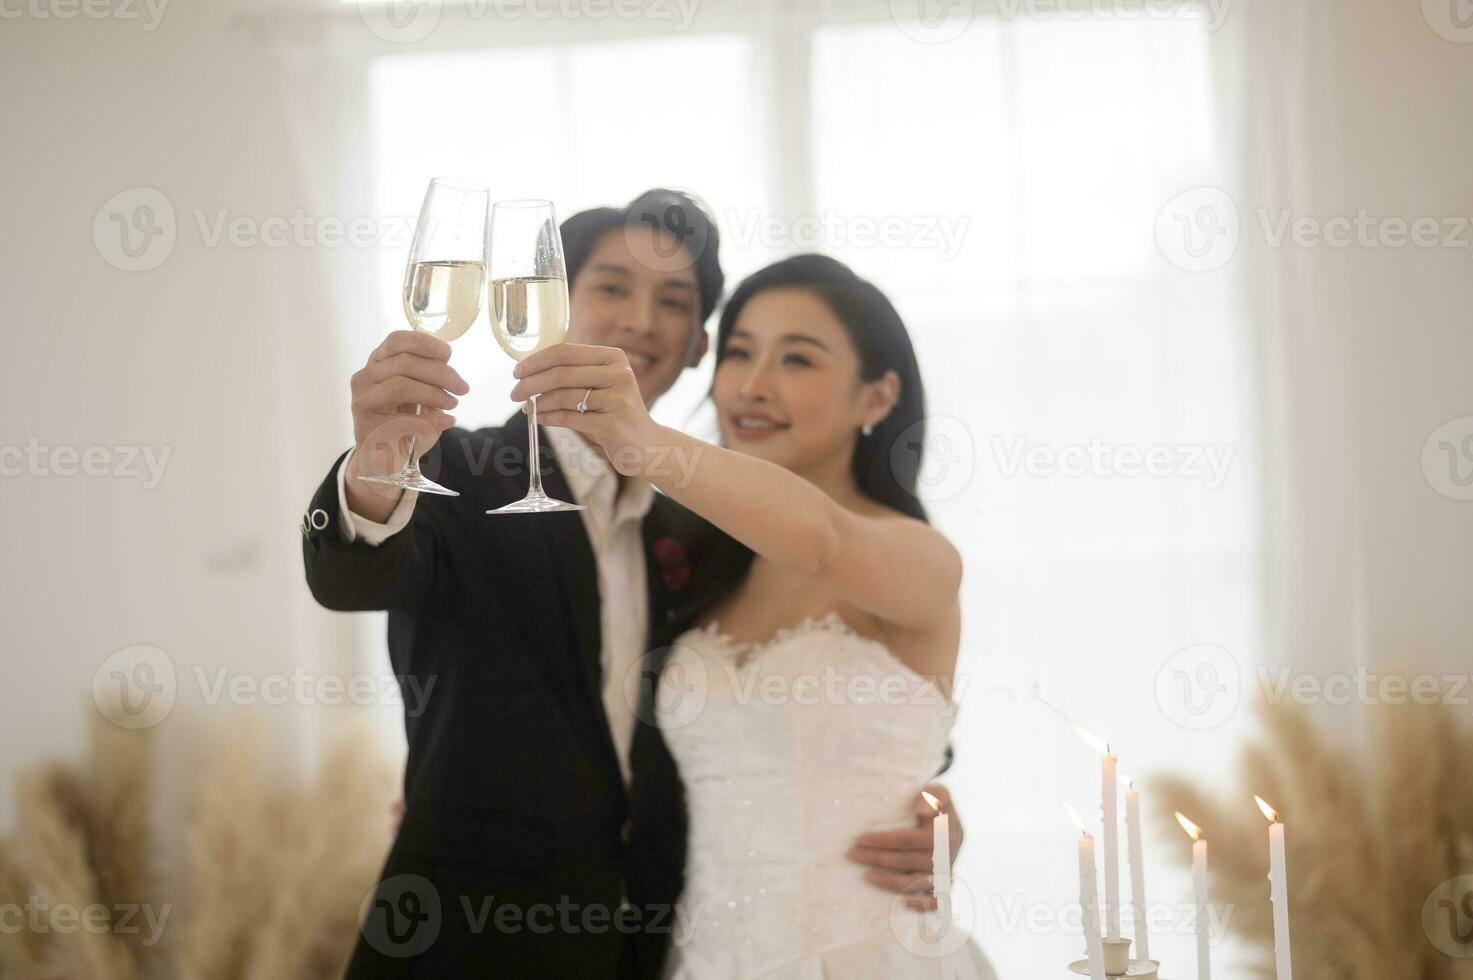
[357,469,460,497]
[486,490,585,515]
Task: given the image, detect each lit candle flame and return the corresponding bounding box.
[1064,802,1089,836]
[1120,772,1135,791]
[1175,811,1202,841]
[1254,795,1279,823]
[1073,724,1111,758]
[921,790,941,813]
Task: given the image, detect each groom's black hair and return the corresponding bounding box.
[559,188,725,324]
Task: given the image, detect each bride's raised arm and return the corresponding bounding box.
[510,342,962,639]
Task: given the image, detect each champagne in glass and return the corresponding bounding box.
[359,178,487,496]
[489,276,568,356]
[485,201,583,514]
[406,259,485,340]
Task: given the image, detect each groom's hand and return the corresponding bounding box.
[344,330,467,520]
[846,783,963,912]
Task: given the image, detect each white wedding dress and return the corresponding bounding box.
[657,612,997,979]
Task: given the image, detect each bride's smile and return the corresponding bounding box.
[714,287,897,482]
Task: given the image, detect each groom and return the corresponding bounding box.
[302,190,960,979]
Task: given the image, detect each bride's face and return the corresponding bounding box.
[713,288,891,474]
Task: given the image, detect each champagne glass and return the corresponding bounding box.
[359,178,487,497]
[485,199,584,514]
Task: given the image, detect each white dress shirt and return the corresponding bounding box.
[334,427,655,785]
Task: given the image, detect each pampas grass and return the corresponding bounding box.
[2,702,397,980]
[1150,690,1473,979]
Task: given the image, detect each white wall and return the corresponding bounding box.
[0,0,369,826]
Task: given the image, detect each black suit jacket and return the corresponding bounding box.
[302,412,689,980]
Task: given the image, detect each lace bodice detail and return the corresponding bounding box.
[656,613,960,977]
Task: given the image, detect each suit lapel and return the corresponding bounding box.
[504,412,625,798]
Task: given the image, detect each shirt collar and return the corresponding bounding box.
[543,423,656,527]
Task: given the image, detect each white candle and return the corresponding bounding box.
[1176,812,1211,980]
[1256,796,1293,980]
[1125,781,1150,961]
[1066,804,1106,980]
[1102,751,1120,940]
[1074,725,1121,941]
[922,791,951,907]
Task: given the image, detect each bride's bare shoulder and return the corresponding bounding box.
[848,501,962,571]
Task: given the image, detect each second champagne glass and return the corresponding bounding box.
[486,199,584,514]
[358,177,487,496]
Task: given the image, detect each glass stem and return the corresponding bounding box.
[527,395,545,499]
[404,403,423,477]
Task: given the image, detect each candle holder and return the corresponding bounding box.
[1066,958,1161,979]
[1067,956,1162,979]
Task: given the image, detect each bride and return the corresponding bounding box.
[511,254,995,978]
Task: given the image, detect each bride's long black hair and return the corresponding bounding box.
[672,254,931,628]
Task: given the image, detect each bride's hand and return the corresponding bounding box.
[510,343,662,476]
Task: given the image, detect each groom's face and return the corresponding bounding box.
[566,226,709,409]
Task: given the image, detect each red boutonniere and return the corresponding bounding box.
[652,537,689,593]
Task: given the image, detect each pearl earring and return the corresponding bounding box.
[861,423,874,436]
